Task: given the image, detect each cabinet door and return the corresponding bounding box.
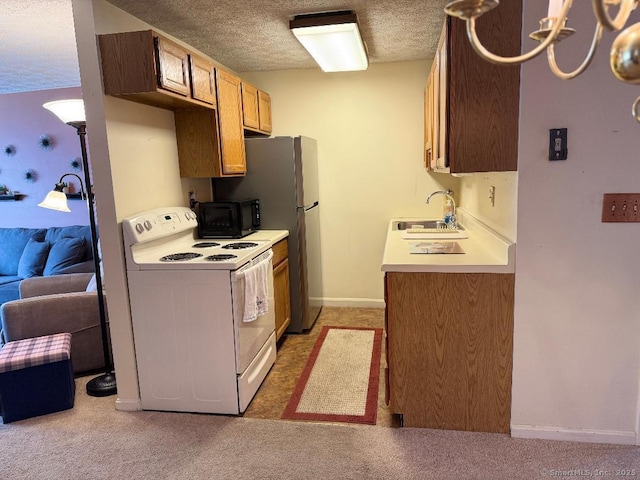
[448,1,521,172]
[424,82,430,169]
[241,83,260,130]
[386,272,514,433]
[190,55,216,106]
[155,36,190,96]
[273,258,291,341]
[431,51,441,169]
[258,90,272,134]
[272,239,291,341]
[215,69,247,175]
[424,67,434,169]
[436,24,448,170]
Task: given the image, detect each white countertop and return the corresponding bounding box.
[243,230,289,245]
[381,209,515,273]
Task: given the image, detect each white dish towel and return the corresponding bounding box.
[242,251,272,323]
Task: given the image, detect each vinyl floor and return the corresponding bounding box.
[243,307,400,427]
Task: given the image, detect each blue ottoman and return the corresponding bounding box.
[0,333,75,423]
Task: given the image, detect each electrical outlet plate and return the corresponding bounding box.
[602,193,640,222]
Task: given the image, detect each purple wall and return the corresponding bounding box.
[0,87,90,228]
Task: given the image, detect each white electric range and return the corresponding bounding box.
[122,206,277,414]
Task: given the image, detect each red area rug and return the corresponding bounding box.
[281,326,382,425]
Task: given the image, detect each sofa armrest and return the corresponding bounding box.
[19,273,94,298]
[1,291,108,373]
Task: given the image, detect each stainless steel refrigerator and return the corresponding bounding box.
[213,136,322,333]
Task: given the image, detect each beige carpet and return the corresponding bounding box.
[281,326,382,424]
[1,378,639,479]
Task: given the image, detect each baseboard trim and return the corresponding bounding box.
[319,298,385,309]
[115,397,143,411]
[511,424,637,445]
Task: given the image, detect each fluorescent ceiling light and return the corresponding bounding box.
[290,11,368,72]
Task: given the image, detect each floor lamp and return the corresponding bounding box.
[40,99,116,397]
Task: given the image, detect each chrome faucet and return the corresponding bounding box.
[425,189,457,228]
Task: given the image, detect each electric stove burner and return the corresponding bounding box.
[221,242,259,250]
[192,242,220,248]
[204,254,238,262]
[160,252,203,262]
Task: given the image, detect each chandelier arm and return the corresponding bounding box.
[592,0,637,31]
[633,97,640,122]
[547,23,604,80]
[465,0,574,66]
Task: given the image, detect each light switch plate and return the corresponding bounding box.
[549,128,568,161]
[602,193,640,222]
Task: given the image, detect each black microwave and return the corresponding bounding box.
[197,199,260,239]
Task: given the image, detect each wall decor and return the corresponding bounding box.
[3,145,16,157]
[0,184,22,200]
[70,156,82,171]
[38,134,54,151]
[23,169,37,183]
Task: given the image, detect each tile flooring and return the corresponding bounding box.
[243,307,401,427]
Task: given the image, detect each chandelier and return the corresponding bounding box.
[444,0,640,123]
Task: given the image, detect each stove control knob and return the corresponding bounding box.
[143,220,152,231]
[135,223,144,234]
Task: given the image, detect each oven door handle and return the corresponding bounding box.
[233,249,274,281]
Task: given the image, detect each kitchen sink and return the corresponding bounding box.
[393,220,465,231]
[393,219,468,239]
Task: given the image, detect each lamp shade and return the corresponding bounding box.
[290,11,368,72]
[38,188,70,212]
[43,99,86,125]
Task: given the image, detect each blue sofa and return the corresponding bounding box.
[0,226,94,308]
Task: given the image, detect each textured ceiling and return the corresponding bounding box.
[0,0,449,94]
[0,0,80,94]
[107,0,450,73]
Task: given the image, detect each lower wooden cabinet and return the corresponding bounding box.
[272,239,291,341]
[385,271,514,433]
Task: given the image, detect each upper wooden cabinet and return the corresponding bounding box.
[98,30,214,110]
[427,1,522,173]
[241,82,260,130]
[424,45,440,170]
[175,68,247,177]
[241,82,272,136]
[257,91,272,134]
[100,30,273,178]
[216,69,247,175]
[155,36,190,96]
[189,54,217,107]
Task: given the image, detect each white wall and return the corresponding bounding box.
[73,0,213,408]
[0,87,90,228]
[243,63,457,305]
[459,172,518,241]
[512,2,640,444]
